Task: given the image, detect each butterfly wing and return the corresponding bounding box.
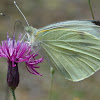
[35,20,100,82]
[38,20,100,38]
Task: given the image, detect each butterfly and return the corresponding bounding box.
[13,0,100,82]
[24,20,100,82]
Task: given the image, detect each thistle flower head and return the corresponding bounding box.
[0,33,43,90]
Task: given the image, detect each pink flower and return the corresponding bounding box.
[0,33,43,90]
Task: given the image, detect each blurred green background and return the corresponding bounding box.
[0,0,100,100]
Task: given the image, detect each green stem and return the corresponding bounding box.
[10,89,16,100]
[50,67,55,100]
[88,0,95,19]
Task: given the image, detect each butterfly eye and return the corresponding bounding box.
[24,27,30,33]
[24,27,33,34]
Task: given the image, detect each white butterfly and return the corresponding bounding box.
[14,1,100,82]
[25,20,100,82]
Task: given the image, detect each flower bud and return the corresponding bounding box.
[7,61,19,90]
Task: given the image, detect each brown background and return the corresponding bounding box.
[0,0,100,100]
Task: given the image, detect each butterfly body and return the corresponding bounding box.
[25,20,100,82]
[24,26,38,47]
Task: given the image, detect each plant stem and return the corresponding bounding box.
[10,89,16,100]
[88,0,95,19]
[50,67,55,100]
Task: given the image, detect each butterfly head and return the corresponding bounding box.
[24,26,36,34]
[24,26,38,48]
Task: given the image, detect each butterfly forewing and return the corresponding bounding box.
[38,20,100,39]
[36,26,100,81]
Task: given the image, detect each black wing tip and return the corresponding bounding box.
[91,20,100,26]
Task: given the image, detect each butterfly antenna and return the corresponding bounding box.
[14,20,24,32]
[14,1,29,27]
[13,20,25,36]
[88,0,95,19]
